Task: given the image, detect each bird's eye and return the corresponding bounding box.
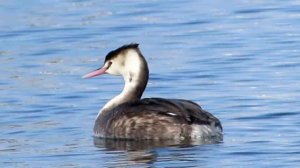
[107,61,112,68]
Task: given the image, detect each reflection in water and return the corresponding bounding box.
[125,150,157,165]
[94,137,222,151]
[94,137,222,166]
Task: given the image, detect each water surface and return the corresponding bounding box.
[1,0,300,167]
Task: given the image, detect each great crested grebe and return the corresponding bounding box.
[83,44,223,140]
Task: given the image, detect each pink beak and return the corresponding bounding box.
[82,67,107,79]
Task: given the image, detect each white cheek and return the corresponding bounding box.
[106,67,117,75]
[106,63,122,75]
[125,50,142,72]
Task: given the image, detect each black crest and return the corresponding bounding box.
[105,43,139,62]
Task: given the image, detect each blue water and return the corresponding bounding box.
[1,0,300,167]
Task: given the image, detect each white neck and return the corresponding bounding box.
[98,49,148,117]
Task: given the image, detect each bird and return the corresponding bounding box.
[83,44,223,140]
